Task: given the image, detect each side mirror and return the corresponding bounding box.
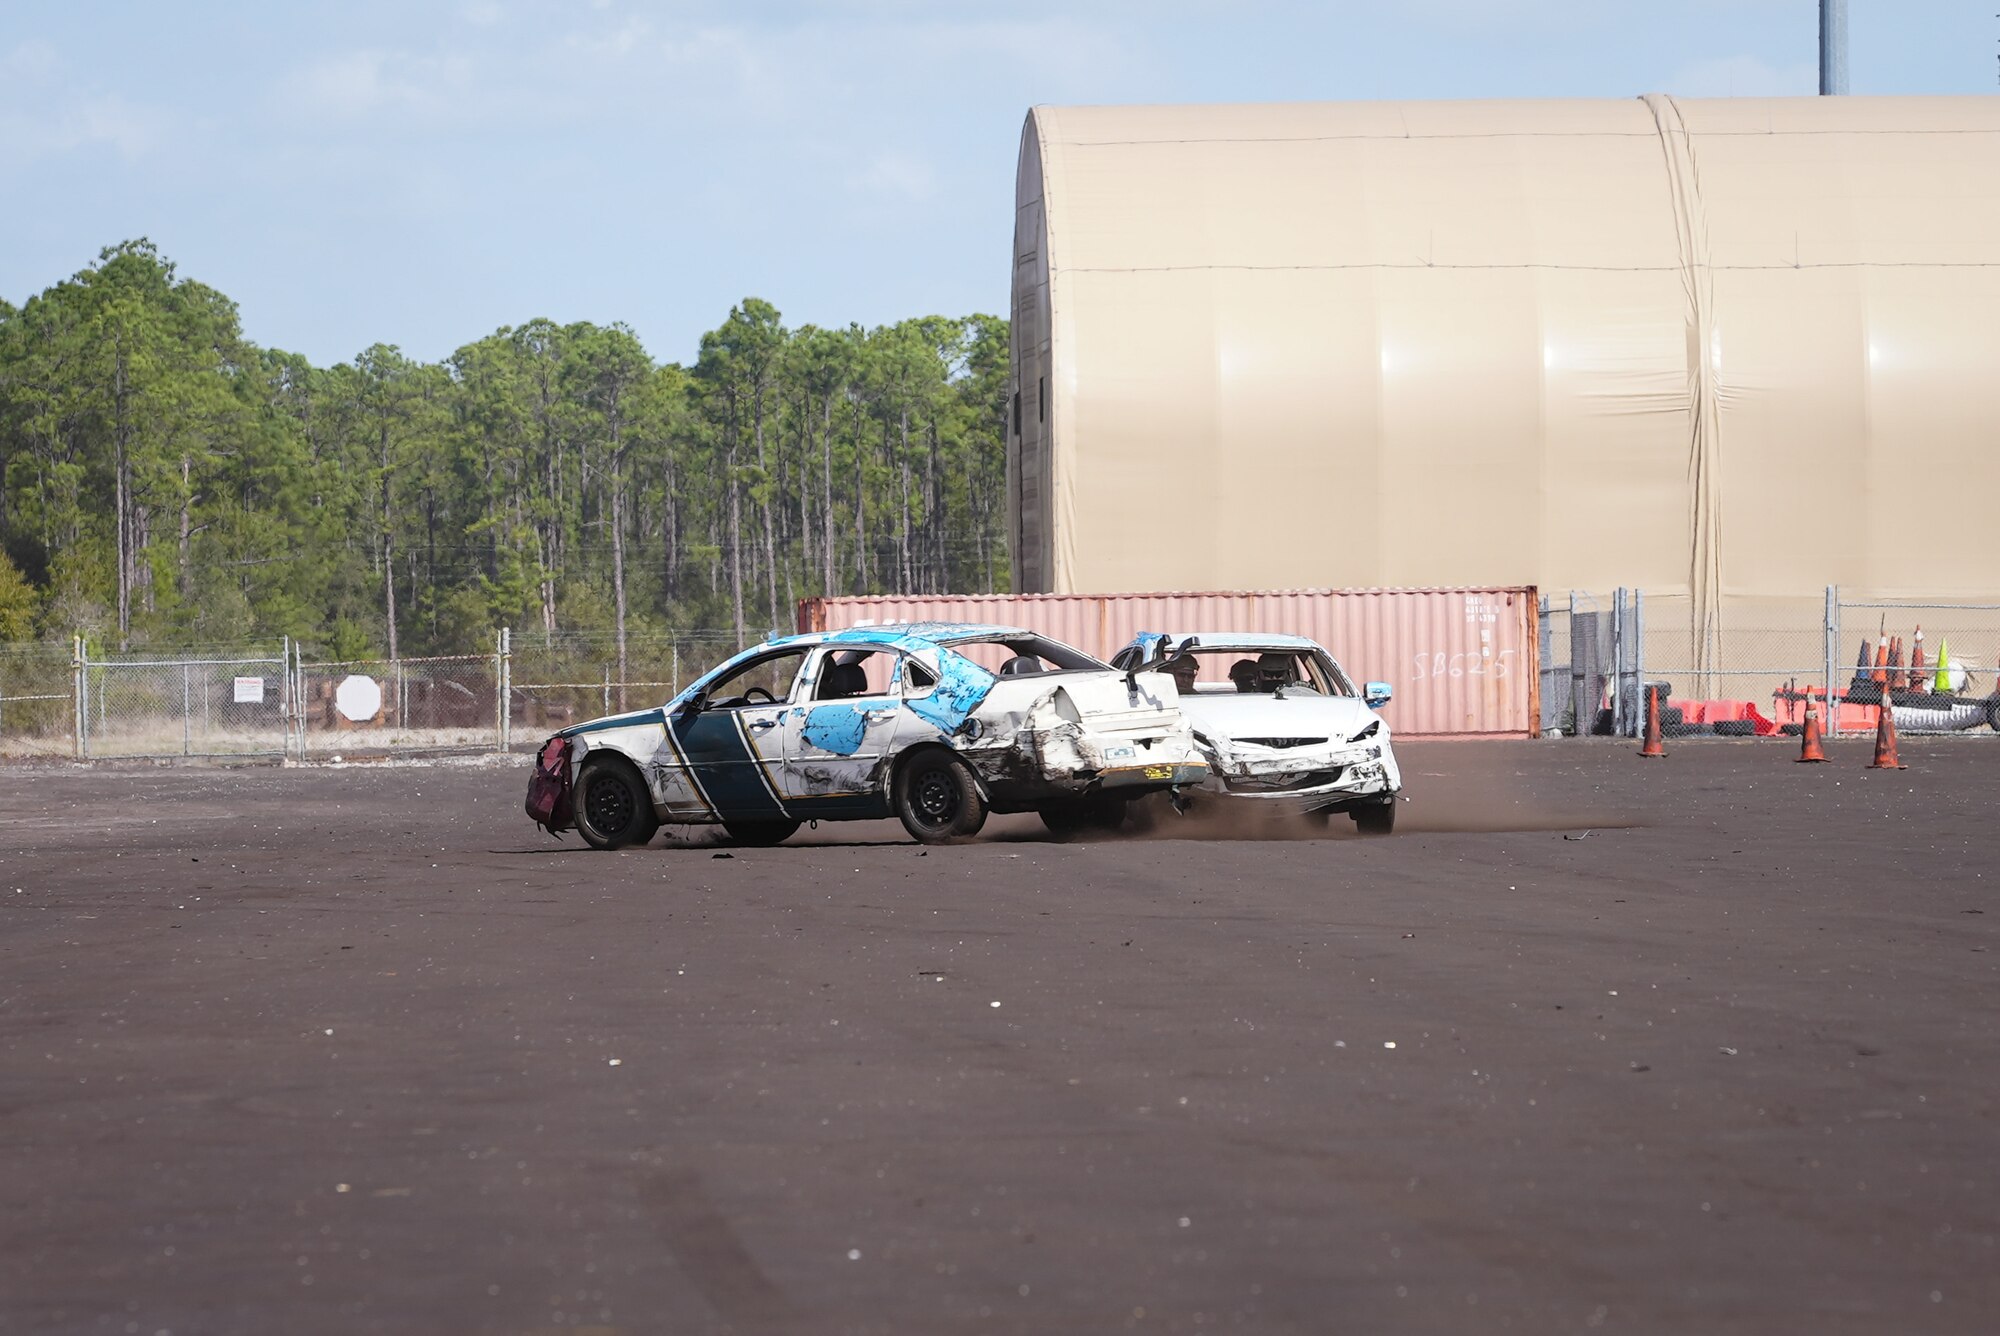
[1364,682,1392,709]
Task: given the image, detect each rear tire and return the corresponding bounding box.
[1350,799,1396,836]
[574,757,659,850]
[723,819,800,847]
[893,751,988,843]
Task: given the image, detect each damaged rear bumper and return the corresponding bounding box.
[1096,761,1211,790]
[964,720,1209,812]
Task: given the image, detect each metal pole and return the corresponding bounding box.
[1634,589,1647,737]
[1819,0,1848,96]
[1825,584,1840,738]
[603,663,611,716]
[73,633,84,760]
[1568,591,1582,736]
[1611,588,1626,737]
[182,663,192,757]
[492,628,508,752]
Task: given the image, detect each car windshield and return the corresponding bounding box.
[1163,646,1356,697]
[941,632,1109,676]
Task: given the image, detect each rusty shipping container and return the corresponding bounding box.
[797,588,1538,738]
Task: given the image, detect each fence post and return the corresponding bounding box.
[1634,590,1646,738]
[1612,588,1628,736]
[1568,592,1582,735]
[72,633,84,760]
[1824,584,1840,739]
[1536,595,1552,735]
[603,663,612,716]
[497,626,512,754]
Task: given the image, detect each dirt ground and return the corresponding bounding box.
[2,738,1995,1335]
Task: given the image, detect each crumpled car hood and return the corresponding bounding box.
[1176,692,1379,745]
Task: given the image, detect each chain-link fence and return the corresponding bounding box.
[0,628,765,758]
[0,641,78,757]
[294,648,504,758]
[17,599,1997,757]
[1542,588,2000,740]
[79,642,291,759]
[506,630,741,746]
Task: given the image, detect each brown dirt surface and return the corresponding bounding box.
[2,738,1995,1334]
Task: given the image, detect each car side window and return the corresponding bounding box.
[810,647,903,701]
[705,649,808,707]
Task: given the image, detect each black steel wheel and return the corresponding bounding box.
[893,751,987,843]
[573,757,659,850]
[722,818,800,847]
[1350,799,1396,836]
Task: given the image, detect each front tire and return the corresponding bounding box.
[893,751,988,843]
[1350,799,1396,836]
[574,757,659,850]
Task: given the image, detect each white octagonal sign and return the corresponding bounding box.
[335,673,383,723]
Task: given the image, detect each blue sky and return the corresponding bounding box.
[3,1,1991,367]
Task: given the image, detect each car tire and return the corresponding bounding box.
[1985,697,2000,733]
[893,751,988,843]
[573,757,659,850]
[1039,796,1128,838]
[722,818,800,847]
[1350,799,1396,836]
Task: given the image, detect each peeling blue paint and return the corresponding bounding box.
[801,704,870,755]
[906,649,996,734]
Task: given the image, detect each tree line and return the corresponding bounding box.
[0,241,1011,664]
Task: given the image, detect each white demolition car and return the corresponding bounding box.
[1112,632,1403,834]
[533,623,1209,848]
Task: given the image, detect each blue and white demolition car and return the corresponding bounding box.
[530,623,1209,848]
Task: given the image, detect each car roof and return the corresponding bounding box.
[760,622,1042,652]
[1148,632,1327,652]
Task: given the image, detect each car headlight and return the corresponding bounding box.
[1348,719,1381,743]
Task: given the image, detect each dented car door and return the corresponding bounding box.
[776,644,906,818]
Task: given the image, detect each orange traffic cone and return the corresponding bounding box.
[1872,641,1889,685]
[1909,627,1926,692]
[1796,699,1829,762]
[1867,692,1906,770]
[1639,685,1666,758]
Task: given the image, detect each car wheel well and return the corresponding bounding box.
[892,742,988,802]
[579,748,648,789]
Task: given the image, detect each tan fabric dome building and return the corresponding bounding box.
[1008,96,2000,661]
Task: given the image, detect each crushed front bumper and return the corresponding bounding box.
[1200,743,1400,815]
